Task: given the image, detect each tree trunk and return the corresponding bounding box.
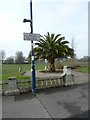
[48,58,55,72]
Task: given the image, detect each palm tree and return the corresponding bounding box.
[34,32,74,72]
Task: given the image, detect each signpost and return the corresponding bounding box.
[23,0,40,94]
[23,33,40,41]
[23,32,40,94]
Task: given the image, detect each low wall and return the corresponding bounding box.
[2,76,64,95]
[2,74,74,95]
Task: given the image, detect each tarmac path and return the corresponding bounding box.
[2,83,88,119]
[23,70,88,84]
[36,83,88,118]
[1,70,89,119]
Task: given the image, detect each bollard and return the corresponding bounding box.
[4,76,20,96]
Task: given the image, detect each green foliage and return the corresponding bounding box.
[34,32,74,60]
[34,32,74,72]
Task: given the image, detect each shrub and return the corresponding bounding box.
[69,63,80,69]
[55,63,63,69]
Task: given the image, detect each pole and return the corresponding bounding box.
[30,0,36,94]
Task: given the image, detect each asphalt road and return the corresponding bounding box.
[2,83,88,119]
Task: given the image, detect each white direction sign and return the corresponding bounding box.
[23,33,40,41]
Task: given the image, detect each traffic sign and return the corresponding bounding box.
[23,33,40,41]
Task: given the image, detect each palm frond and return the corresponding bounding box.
[34,32,74,60]
[53,34,62,42]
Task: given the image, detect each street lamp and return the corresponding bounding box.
[23,19,32,23]
[23,0,36,94]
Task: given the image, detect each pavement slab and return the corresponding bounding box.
[2,93,51,118]
[36,84,88,118]
[23,70,88,84]
[2,83,88,119]
[1,70,89,119]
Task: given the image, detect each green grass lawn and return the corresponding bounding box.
[2,64,30,81]
[1,61,89,81]
[2,62,45,81]
[75,66,89,73]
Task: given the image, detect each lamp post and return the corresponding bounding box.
[23,0,36,94]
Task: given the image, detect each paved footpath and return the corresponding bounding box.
[24,70,89,84]
[2,94,51,118]
[2,83,88,119]
[1,71,89,119]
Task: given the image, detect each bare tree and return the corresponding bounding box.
[5,56,14,64]
[15,51,25,64]
[71,37,77,59]
[71,37,75,50]
[0,50,6,63]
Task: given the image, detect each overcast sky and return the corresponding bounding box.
[0,0,88,59]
